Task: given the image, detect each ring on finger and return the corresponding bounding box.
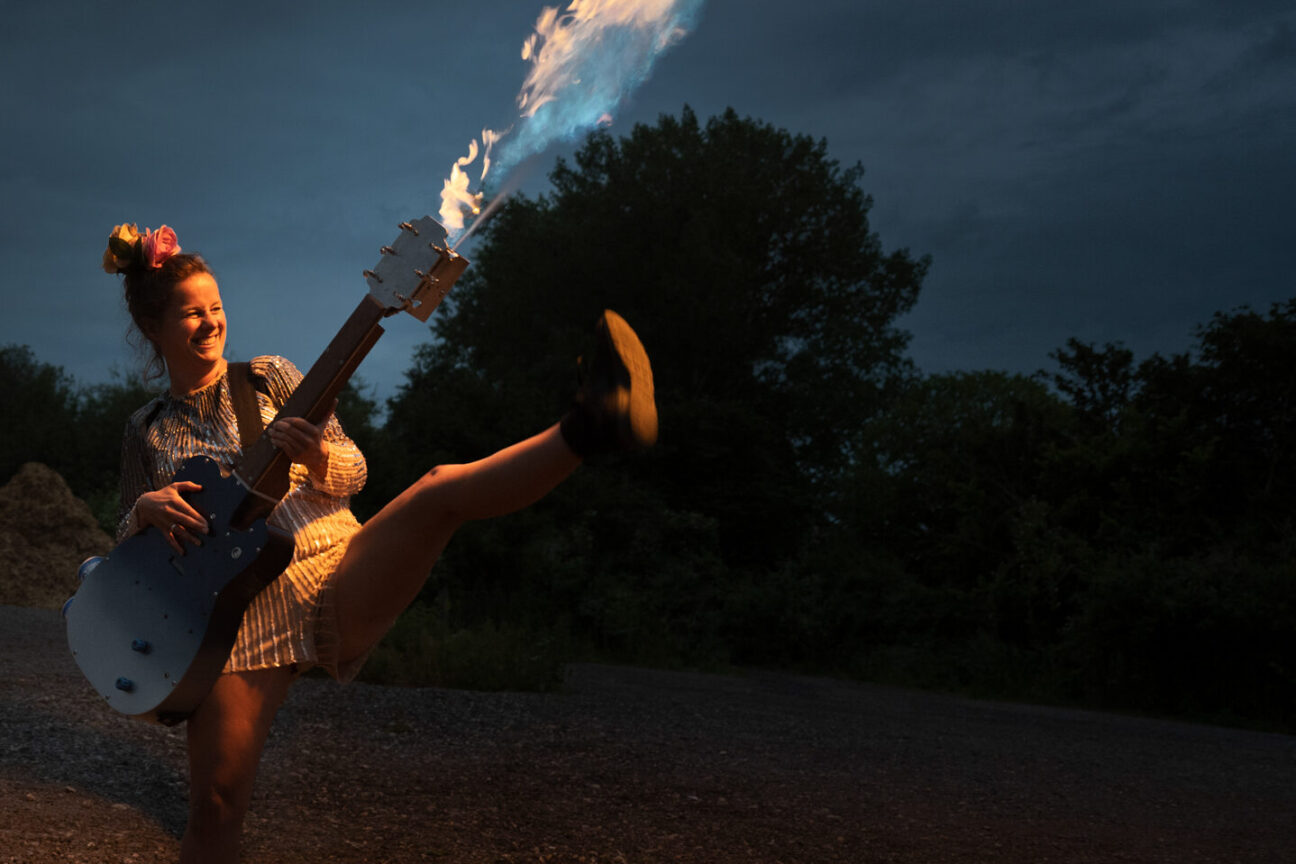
[169,522,182,535]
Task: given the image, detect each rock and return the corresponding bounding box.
[0,463,113,609]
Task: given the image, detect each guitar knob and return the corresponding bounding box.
[77,556,105,583]
[131,639,151,654]
[115,677,135,692]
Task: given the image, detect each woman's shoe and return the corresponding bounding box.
[560,310,657,457]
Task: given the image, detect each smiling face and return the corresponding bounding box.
[147,271,227,394]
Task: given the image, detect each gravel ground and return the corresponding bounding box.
[2,603,1294,863]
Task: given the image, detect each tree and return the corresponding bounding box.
[72,375,159,530]
[1130,299,1296,551]
[381,107,928,663]
[0,346,157,532]
[855,371,1068,585]
[393,106,926,557]
[1045,339,1136,434]
[0,345,79,484]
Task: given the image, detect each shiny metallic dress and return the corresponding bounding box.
[116,355,368,679]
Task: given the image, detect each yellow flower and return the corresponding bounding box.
[102,223,142,273]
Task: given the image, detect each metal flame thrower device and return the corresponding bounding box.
[364,218,469,322]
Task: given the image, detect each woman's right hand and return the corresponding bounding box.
[134,481,209,554]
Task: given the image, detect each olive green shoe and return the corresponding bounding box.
[560,310,658,457]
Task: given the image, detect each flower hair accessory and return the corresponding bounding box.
[102,223,182,274]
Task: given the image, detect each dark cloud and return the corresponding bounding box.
[1,0,1292,399]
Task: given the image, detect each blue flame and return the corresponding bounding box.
[441,0,705,240]
[490,0,704,180]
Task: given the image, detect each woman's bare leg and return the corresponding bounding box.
[330,422,580,666]
[180,667,296,864]
[329,309,656,670]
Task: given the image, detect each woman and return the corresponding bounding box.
[103,222,656,863]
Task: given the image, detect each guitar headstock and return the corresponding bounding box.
[364,216,469,322]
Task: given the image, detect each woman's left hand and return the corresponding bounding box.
[266,415,330,479]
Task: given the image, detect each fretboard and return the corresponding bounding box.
[231,294,386,526]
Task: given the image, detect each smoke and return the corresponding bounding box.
[439,0,704,240]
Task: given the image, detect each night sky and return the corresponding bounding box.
[2,0,1292,405]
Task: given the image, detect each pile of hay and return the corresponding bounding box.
[0,463,113,609]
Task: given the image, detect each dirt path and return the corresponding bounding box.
[2,604,1293,863]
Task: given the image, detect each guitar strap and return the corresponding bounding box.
[226,361,266,451]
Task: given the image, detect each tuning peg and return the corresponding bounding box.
[363,268,383,283]
[398,221,419,235]
[380,245,396,256]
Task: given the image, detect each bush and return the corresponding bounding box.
[1063,552,1296,727]
[359,602,566,692]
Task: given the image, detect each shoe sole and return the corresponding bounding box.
[600,309,658,450]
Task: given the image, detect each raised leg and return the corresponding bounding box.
[329,308,657,671]
[330,422,581,667]
[180,666,296,864]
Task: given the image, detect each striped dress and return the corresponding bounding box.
[116,355,368,680]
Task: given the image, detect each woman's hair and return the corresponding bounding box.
[121,253,213,383]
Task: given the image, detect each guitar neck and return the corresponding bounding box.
[227,215,468,527]
[232,294,387,525]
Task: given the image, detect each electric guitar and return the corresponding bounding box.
[64,216,468,724]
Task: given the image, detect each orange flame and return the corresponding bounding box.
[438,137,494,233]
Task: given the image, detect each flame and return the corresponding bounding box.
[438,141,486,232]
[480,127,503,180]
[439,0,704,242]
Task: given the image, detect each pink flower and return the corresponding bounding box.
[141,225,181,269]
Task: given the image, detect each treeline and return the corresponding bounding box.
[840,315,1295,728]
[7,108,1292,729]
[0,346,154,534]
